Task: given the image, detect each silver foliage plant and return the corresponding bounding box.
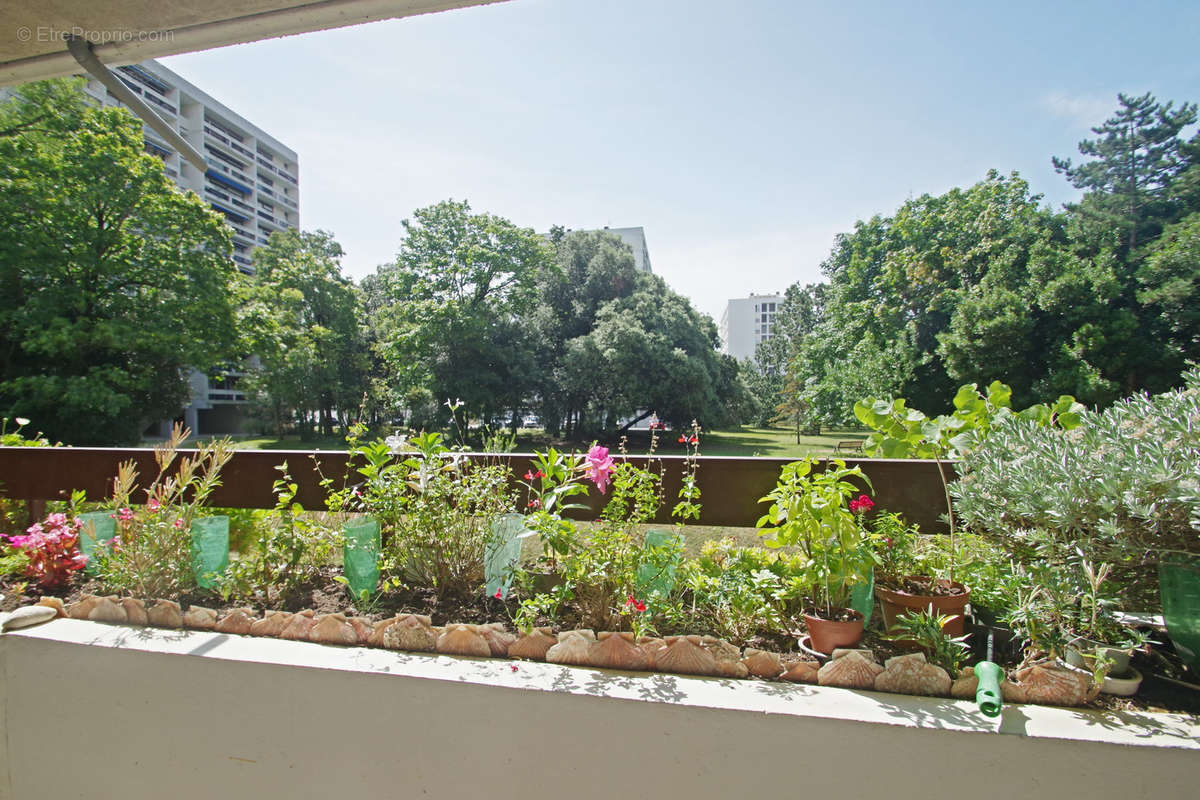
[951,367,1200,569]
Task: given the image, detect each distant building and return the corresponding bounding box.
[548,226,653,273]
[720,293,784,360]
[80,60,300,435]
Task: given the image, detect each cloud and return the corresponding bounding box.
[1040,91,1115,127]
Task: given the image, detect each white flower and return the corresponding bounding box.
[15,417,30,426]
[384,432,408,453]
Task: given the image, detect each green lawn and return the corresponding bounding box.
[699,426,867,458]
[166,425,867,459]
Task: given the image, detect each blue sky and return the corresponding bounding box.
[163,0,1200,322]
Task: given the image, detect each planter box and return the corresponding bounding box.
[2,620,1198,799]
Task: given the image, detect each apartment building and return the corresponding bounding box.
[720,293,784,361]
[80,60,300,435]
[81,60,300,274]
[547,226,654,273]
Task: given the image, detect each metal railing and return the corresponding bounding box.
[0,447,953,531]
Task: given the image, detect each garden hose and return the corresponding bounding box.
[974,660,1004,717]
[974,628,1003,718]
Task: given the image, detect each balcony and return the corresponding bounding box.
[0,448,1197,798]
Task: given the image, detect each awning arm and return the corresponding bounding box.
[65,36,207,172]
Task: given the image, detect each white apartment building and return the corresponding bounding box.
[81,60,300,274]
[548,226,654,273]
[720,293,784,361]
[80,60,300,435]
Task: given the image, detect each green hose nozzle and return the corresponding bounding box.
[974,660,1004,718]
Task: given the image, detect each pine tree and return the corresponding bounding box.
[1053,92,1197,252]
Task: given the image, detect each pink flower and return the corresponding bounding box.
[174,518,185,529]
[584,445,615,494]
[147,498,161,512]
[510,664,519,672]
[116,507,134,523]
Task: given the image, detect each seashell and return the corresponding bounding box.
[950,665,1019,701]
[183,605,218,630]
[874,652,952,696]
[1010,662,1093,706]
[279,610,316,640]
[382,614,439,652]
[655,635,720,677]
[701,636,748,678]
[310,613,358,645]
[369,616,399,647]
[436,623,492,657]
[817,650,884,689]
[249,610,293,637]
[478,622,518,657]
[214,608,256,635]
[347,615,373,644]
[830,648,877,662]
[780,657,820,683]
[36,596,66,618]
[508,627,556,661]
[68,594,102,620]
[545,629,596,666]
[146,599,183,628]
[2,605,59,631]
[88,597,128,624]
[638,637,667,668]
[742,648,784,679]
[589,632,649,671]
[120,598,148,626]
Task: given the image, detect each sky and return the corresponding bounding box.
[162,0,1200,323]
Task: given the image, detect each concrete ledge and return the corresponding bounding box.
[3,620,1198,799]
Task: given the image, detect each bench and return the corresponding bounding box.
[834,440,863,454]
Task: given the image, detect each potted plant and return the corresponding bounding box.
[757,457,876,654]
[1059,560,1147,682]
[853,383,1066,637]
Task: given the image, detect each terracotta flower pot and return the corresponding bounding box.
[876,577,971,637]
[804,609,865,655]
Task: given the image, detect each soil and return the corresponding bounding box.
[888,576,967,597]
[805,606,864,623]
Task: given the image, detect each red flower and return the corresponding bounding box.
[510,664,519,672]
[527,499,541,509]
[524,470,536,481]
[678,436,687,443]
[625,594,647,613]
[494,587,504,600]
[849,494,875,513]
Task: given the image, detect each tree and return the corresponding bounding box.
[531,228,643,434]
[1138,212,1200,368]
[559,273,745,435]
[1053,93,1197,253]
[238,229,366,436]
[0,78,88,139]
[0,98,238,445]
[370,200,554,427]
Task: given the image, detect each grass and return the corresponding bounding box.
[163,425,868,459]
[698,426,867,458]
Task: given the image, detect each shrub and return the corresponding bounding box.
[6,512,87,589]
[378,433,516,599]
[96,425,234,598]
[674,538,806,643]
[951,367,1200,595]
[221,463,342,605]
